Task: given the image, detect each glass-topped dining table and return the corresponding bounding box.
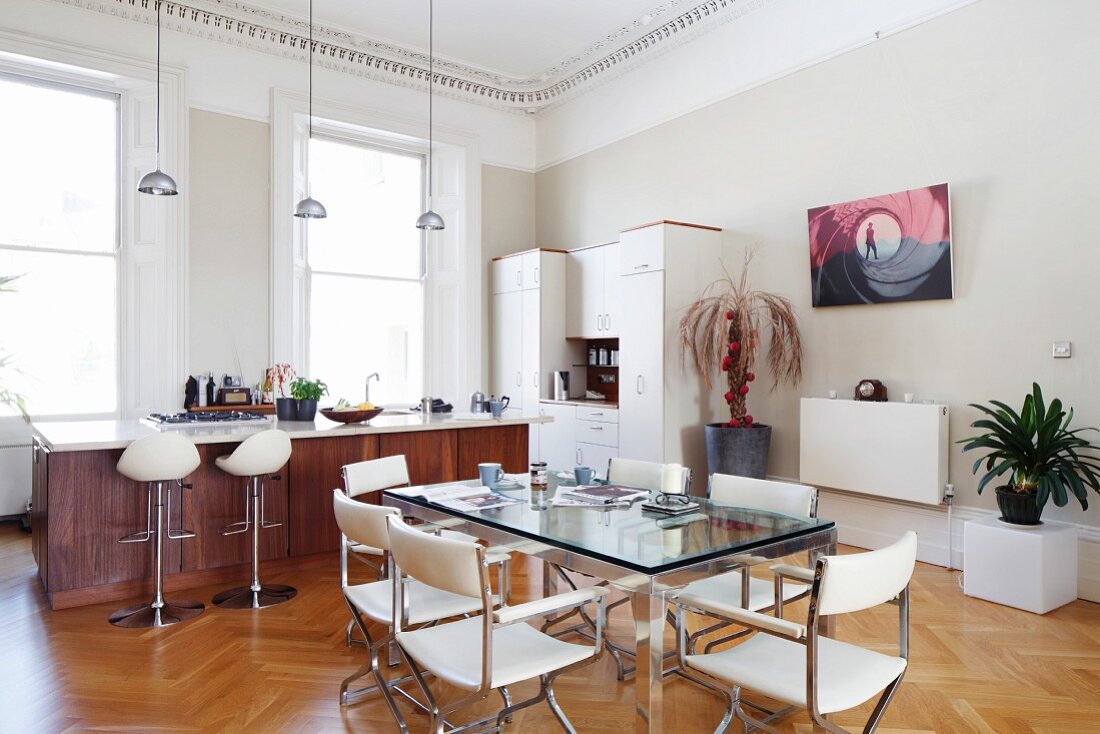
[383,471,837,734]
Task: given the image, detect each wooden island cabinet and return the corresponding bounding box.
[31,414,541,610]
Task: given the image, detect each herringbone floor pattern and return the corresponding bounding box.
[3,522,1100,733]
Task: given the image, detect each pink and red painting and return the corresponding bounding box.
[807,183,953,307]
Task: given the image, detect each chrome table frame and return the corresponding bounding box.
[384,490,838,734]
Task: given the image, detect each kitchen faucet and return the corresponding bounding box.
[365,373,380,404]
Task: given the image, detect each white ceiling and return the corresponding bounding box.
[240,0,695,82]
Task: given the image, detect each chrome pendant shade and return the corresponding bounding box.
[137,168,178,196]
[294,0,326,219]
[139,1,177,197]
[416,0,444,231]
[294,196,328,219]
[415,209,444,231]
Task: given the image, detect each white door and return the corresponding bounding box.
[619,225,665,274]
[565,246,604,339]
[492,255,523,294]
[576,441,618,476]
[602,242,621,337]
[618,270,664,462]
[491,290,523,411]
[521,251,541,290]
[538,403,576,468]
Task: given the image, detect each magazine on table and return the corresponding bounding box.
[389,484,523,512]
[555,485,650,506]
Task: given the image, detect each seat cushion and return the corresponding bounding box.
[398,615,596,691]
[349,531,510,562]
[686,633,906,714]
[680,570,807,613]
[345,579,487,626]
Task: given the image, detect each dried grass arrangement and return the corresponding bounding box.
[679,249,803,427]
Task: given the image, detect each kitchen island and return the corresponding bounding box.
[31,413,545,609]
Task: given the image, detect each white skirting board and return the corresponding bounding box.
[772,476,1100,604]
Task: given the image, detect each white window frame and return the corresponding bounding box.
[0,33,188,420]
[271,90,482,406]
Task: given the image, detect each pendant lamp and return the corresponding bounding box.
[137,0,178,196]
[294,0,327,219]
[416,0,444,230]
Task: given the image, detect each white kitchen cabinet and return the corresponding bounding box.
[491,255,523,294]
[522,288,541,452]
[576,441,617,474]
[536,402,576,469]
[521,251,541,290]
[602,242,621,337]
[614,221,724,485]
[491,290,523,413]
[565,245,604,339]
[618,270,665,462]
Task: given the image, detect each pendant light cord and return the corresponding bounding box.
[306,0,313,193]
[156,0,161,168]
[427,0,433,207]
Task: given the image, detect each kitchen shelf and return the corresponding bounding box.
[573,364,618,368]
[188,403,275,414]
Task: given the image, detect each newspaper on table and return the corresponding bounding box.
[389,483,523,512]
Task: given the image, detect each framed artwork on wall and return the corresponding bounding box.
[807,182,953,307]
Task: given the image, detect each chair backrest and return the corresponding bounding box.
[386,514,484,600]
[709,474,817,518]
[343,455,410,499]
[117,433,201,482]
[815,531,918,616]
[608,458,690,493]
[332,489,400,551]
[218,429,292,476]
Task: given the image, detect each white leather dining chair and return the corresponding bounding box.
[386,514,609,734]
[332,490,500,732]
[671,531,917,734]
[680,474,819,654]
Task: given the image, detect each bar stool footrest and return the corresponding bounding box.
[118,530,153,544]
[220,521,251,536]
[213,584,297,609]
[109,599,205,628]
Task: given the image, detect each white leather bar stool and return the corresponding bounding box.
[110,433,203,628]
[212,430,295,609]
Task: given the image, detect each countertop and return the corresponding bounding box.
[539,398,618,409]
[33,412,550,452]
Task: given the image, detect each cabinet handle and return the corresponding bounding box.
[590,412,603,416]
[589,425,604,431]
[533,371,539,388]
[634,263,649,270]
[534,266,539,284]
[516,271,522,287]
[604,313,610,331]
[636,375,644,394]
[576,447,581,465]
[596,314,602,332]
[516,371,522,387]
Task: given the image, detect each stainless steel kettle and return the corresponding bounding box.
[470,390,488,413]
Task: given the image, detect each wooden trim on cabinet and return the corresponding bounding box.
[620,220,722,233]
[490,247,569,261]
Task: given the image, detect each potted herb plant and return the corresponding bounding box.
[679,250,803,478]
[290,377,328,422]
[960,382,1100,525]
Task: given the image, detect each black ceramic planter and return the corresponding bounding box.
[995,485,1043,525]
[296,398,318,422]
[275,397,298,421]
[704,423,772,479]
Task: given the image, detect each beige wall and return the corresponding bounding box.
[187,110,271,387]
[480,164,537,389]
[535,0,1100,524]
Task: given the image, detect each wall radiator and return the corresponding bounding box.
[0,443,31,518]
[799,398,949,506]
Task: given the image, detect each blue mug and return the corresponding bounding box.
[574,466,595,485]
[478,462,504,488]
[489,396,510,418]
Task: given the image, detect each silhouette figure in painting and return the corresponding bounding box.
[864,221,878,260]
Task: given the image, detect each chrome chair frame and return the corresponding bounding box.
[673,557,911,734]
[390,524,607,734]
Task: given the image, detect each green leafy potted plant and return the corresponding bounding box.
[678,250,803,478]
[960,383,1100,525]
[0,275,28,419]
[290,377,328,422]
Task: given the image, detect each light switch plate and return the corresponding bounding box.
[1052,341,1072,358]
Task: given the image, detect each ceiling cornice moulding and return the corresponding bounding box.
[45,0,773,113]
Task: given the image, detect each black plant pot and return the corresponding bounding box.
[296,398,318,422]
[704,423,772,479]
[275,397,298,421]
[995,485,1043,525]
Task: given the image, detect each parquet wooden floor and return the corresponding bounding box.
[3,521,1100,733]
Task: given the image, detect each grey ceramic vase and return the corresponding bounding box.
[704,423,772,479]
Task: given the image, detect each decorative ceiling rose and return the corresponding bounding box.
[49,0,772,112]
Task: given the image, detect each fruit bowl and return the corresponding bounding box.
[320,407,384,424]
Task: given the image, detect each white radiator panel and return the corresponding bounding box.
[0,445,31,517]
[799,398,949,506]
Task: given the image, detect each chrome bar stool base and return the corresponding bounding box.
[213,584,297,609]
[110,599,205,628]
